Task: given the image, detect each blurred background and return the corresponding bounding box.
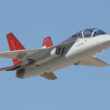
[0,0,110,110]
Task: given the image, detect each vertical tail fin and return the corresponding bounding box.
[42,36,53,48]
[7,32,25,51]
[7,32,25,65]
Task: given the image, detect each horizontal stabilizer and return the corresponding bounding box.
[0,65,21,71]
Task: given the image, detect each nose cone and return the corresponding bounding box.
[106,34,110,38]
[98,34,110,42]
[104,34,110,45]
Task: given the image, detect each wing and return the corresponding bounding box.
[0,50,26,59]
[0,48,52,63]
[79,57,109,67]
[40,72,57,80]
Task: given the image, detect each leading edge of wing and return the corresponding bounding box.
[79,56,110,67]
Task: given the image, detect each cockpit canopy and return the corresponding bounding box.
[72,28,106,38]
[61,28,107,44]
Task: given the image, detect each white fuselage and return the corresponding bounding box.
[23,35,110,77]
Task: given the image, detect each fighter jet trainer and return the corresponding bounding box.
[0,28,110,80]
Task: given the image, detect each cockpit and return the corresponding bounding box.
[72,28,106,38]
[61,28,107,44]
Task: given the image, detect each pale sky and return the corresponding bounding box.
[0,0,110,110]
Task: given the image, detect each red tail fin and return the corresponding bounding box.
[42,36,53,48]
[7,32,25,65]
[7,32,25,51]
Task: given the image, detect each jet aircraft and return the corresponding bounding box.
[0,28,110,80]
